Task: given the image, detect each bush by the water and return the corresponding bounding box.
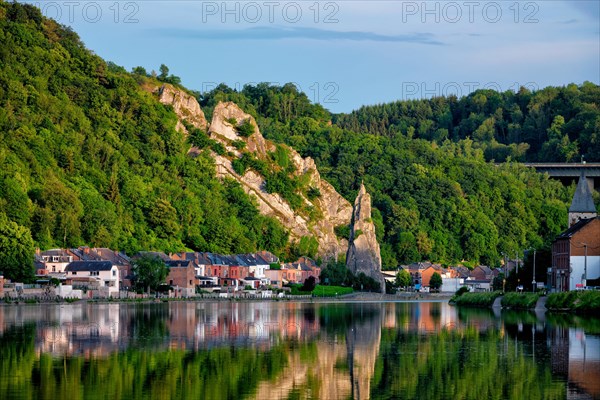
[501,292,540,309]
[453,291,502,307]
[546,291,600,313]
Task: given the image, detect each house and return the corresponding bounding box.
[171,252,211,278]
[71,247,132,289]
[196,276,218,289]
[241,276,262,289]
[551,172,599,291]
[463,279,491,292]
[36,249,75,275]
[64,261,119,297]
[470,266,493,281]
[235,253,274,278]
[265,269,284,288]
[551,217,600,291]
[164,260,196,297]
[381,271,397,284]
[421,265,446,287]
[282,257,321,284]
[402,262,433,289]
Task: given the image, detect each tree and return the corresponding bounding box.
[132,255,168,294]
[395,270,411,289]
[301,276,316,292]
[429,272,443,292]
[158,64,169,81]
[320,259,350,286]
[0,213,35,283]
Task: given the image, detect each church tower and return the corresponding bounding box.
[569,172,597,227]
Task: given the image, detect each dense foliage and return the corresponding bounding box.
[501,292,541,309]
[334,84,600,163]
[0,212,35,282]
[546,291,600,313]
[0,2,289,277]
[452,292,502,307]
[132,255,169,294]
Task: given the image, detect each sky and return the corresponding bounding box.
[26,0,600,113]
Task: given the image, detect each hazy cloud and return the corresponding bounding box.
[154,26,444,45]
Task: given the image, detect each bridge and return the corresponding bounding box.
[524,163,600,191]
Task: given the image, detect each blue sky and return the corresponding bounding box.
[28,1,600,112]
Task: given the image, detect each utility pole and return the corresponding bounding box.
[583,244,587,288]
[532,250,536,292]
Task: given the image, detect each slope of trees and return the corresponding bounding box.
[333,84,600,162]
[0,1,289,276]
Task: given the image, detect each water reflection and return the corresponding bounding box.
[0,301,598,399]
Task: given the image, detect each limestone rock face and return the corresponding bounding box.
[209,101,271,157]
[346,184,385,292]
[156,84,207,132]
[158,89,352,260]
[210,101,352,260]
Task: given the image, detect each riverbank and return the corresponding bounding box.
[451,291,600,313]
[1,291,454,305]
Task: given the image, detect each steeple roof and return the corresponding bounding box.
[569,172,596,213]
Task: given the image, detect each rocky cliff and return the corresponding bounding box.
[157,86,352,260]
[156,84,208,133]
[346,184,385,292]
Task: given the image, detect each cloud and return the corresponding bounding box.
[153,26,444,45]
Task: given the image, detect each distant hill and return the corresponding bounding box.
[333,83,600,163]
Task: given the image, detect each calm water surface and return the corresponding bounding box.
[0,301,598,399]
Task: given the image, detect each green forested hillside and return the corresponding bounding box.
[0,1,590,281]
[200,85,578,267]
[333,84,600,163]
[0,2,288,264]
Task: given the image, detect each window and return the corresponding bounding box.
[112,270,116,277]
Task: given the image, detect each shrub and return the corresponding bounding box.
[307,186,321,200]
[334,225,350,239]
[231,140,246,150]
[501,292,540,309]
[210,141,226,155]
[236,120,255,137]
[301,276,317,292]
[453,291,502,307]
[546,291,600,313]
[455,286,470,297]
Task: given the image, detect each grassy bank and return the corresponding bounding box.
[452,291,502,307]
[290,285,354,297]
[501,293,541,310]
[546,291,600,313]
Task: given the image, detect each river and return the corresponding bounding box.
[0,301,598,399]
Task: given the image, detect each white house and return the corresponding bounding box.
[65,261,119,297]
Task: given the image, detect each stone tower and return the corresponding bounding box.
[569,172,597,227]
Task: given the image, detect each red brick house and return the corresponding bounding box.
[165,260,196,297]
